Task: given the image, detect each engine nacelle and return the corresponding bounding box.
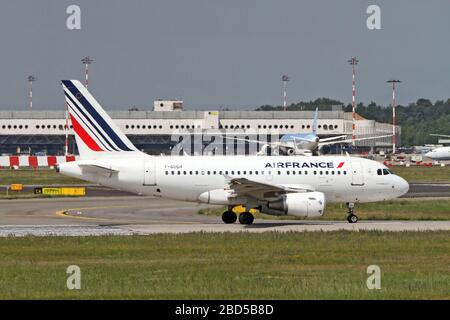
[266,192,326,217]
[198,189,236,205]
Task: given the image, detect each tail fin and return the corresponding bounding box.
[312,107,318,134]
[61,80,141,159]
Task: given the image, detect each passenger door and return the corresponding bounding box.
[350,160,364,186]
[143,161,156,186]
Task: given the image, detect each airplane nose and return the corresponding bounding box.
[397,177,409,196]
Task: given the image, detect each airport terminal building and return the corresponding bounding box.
[0,107,399,156]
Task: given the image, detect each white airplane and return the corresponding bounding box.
[425,135,450,160]
[58,80,409,224]
[225,108,392,156]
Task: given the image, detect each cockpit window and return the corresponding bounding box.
[378,168,394,175]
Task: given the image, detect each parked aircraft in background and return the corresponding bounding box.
[58,80,409,224]
[226,108,392,156]
[426,134,450,160]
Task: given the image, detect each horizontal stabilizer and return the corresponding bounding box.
[79,164,119,177]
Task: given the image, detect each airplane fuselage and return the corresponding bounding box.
[426,147,450,161]
[59,155,409,206]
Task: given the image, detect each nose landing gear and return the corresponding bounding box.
[346,202,358,223]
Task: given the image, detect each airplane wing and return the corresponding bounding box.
[222,135,286,146]
[319,135,348,142]
[79,164,119,177]
[318,134,393,147]
[228,177,315,200]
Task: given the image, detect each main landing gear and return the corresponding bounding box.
[346,202,358,223]
[221,208,254,225]
[221,210,237,224]
[238,211,254,225]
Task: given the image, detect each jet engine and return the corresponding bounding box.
[263,192,326,217]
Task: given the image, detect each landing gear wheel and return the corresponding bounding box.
[222,210,237,224]
[346,202,358,223]
[347,214,358,223]
[238,212,254,225]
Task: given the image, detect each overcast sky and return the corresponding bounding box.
[0,0,449,110]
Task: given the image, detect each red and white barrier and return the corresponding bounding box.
[0,155,78,168]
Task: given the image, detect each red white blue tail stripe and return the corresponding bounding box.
[61,80,136,153]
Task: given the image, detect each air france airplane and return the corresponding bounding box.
[58,80,409,224]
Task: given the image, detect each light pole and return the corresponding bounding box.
[348,57,359,146]
[27,75,37,110]
[81,56,93,88]
[282,75,290,111]
[387,79,401,154]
